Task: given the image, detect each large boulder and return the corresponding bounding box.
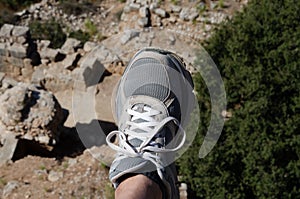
[0,82,65,145]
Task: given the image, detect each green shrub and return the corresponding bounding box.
[84,19,106,42]
[29,19,67,49]
[0,0,40,11]
[84,19,97,36]
[69,29,90,44]
[0,8,17,27]
[178,0,300,198]
[59,0,97,16]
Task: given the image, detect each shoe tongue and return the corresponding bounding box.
[127,103,170,148]
[132,83,169,101]
[128,104,149,147]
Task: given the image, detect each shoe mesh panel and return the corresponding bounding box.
[124,58,169,101]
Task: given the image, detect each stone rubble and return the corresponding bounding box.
[0,82,64,145]
[0,0,248,197]
[2,181,19,198]
[11,0,248,43]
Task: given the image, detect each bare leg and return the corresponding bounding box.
[115,174,162,199]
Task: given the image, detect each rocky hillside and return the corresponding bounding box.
[0,0,247,198]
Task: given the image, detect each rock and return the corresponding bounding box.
[37,40,51,50]
[1,77,18,88]
[168,16,177,23]
[210,1,217,9]
[123,5,131,13]
[0,133,19,166]
[138,17,150,28]
[0,24,14,38]
[83,41,97,52]
[2,181,19,197]
[39,48,65,62]
[63,52,81,70]
[0,83,64,144]
[120,29,140,45]
[31,67,45,84]
[188,8,199,21]
[61,38,81,54]
[149,2,158,11]
[74,58,105,88]
[38,63,74,92]
[210,12,227,24]
[152,15,162,27]
[168,34,176,45]
[68,158,77,167]
[0,43,8,56]
[198,1,206,11]
[7,56,24,68]
[179,183,188,199]
[48,170,63,182]
[155,8,167,18]
[12,25,29,37]
[171,5,182,13]
[21,60,34,80]
[179,7,190,21]
[0,72,5,83]
[16,36,27,44]
[129,3,140,11]
[139,6,150,18]
[80,45,120,75]
[7,43,27,58]
[23,58,32,68]
[88,145,116,166]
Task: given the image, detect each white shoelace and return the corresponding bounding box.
[106,105,186,176]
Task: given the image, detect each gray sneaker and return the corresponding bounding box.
[106,48,194,199]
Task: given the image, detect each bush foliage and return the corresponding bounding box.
[0,8,17,27]
[178,0,300,198]
[29,19,67,49]
[69,29,90,44]
[58,0,98,16]
[0,0,40,11]
[0,0,39,26]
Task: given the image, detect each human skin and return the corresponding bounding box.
[115,174,162,199]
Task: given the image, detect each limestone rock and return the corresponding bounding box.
[139,6,150,18]
[7,43,27,58]
[179,7,190,21]
[0,43,8,56]
[0,24,14,38]
[170,5,182,13]
[12,26,29,37]
[74,58,105,88]
[188,8,199,21]
[39,48,65,62]
[138,17,150,28]
[0,133,18,166]
[0,72,5,84]
[7,56,24,68]
[2,181,19,198]
[63,52,81,70]
[155,8,167,18]
[83,41,97,52]
[129,3,140,11]
[88,145,116,166]
[48,170,63,182]
[37,40,51,51]
[0,83,64,145]
[61,38,81,54]
[120,29,140,45]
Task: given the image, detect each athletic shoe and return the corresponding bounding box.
[106,47,194,199]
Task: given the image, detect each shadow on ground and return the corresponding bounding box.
[11,119,117,161]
